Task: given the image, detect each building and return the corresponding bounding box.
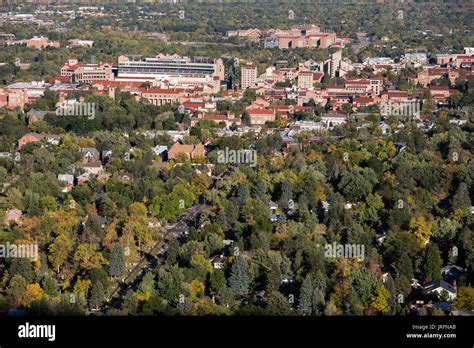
[168,143,205,161]
[191,112,241,128]
[321,113,347,129]
[58,174,74,193]
[67,39,94,48]
[140,88,185,106]
[241,64,258,90]
[61,58,113,84]
[18,132,43,150]
[4,209,23,224]
[275,25,337,49]
[116,54,224,87]
[422,280,457,301]
[298,70,314,89]
[325,50,342,78]
[25,36,60,49]
[79,147,100,164]
[246,109,276,125]
[27,109,49,124]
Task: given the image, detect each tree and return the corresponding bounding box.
[9,258,35,283]
[209,269,226,293]
[453,287,474,310]
[409,216,432,248]
[229,256,250,297]
[156,265,188,305]
[396,252,414,280]
[123,291,139,315]
[73,243,108,271]
[48,234,73,273]
[42,277,59,297]
[136,272,155,302]
[423,243,442,281]
[89,282,106,309]
[20,283,44,307]
[452,182,471,211]
[265,291,293,316]
[6,274,27,307]
[350,267,380,308]
[370,285,391,313]
[338,167,378,202]
[298,273,326,315]
[266,261,282,292]
[109,243,126,278]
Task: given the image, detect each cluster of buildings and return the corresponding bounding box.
[53,54,225,93]
[228,24,349,49]
[5,36,60,49]
[1,41,473,132]
[0,13,54,27]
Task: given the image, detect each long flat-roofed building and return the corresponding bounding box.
[116,54,224,87]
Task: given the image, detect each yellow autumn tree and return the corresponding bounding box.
[190,279,205,298]
[453,287,474,310]
[73,243,108,271]
[409,216,432,247]
[313,185,327,202]
[74,278,92,297]
[20,283,44,307]
[370,285,391,313]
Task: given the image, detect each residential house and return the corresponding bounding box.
[210,254,226,269]
[422,280,457,301]
[4,209,22,224]
[119,172,134,182]
[80,147,100,164]
[18,132,43,150]
[168,143,205,161]
[46,134,61,146]
[27,109,49,124]
[58,174,74,193]
[82,161,103,175]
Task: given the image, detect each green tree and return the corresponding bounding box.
[423,243,442,281]
[89,282,106,310]
[452,182,471,211]
[229,256,250,297]
[209,269,227,293]
[109,243,126,278]
[298,273,326,315]
[266,291,293,316]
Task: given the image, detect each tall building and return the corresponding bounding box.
[298,71,314,89]
[324,50,342,78]
[241,64,257,90]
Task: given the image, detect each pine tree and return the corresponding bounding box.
[266,291,292,315]
[298,274,326,315]
[123,291,138,315]
[42,277,59,297]
[229,256,250,297]
[452,182,472,210]
[396,252,414,280]
[423,243,442,281]
[298,275,313,315]
[266,261,282,292]
[9,258,35,283]
[89,282,105,309]
[109,243,126,278]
